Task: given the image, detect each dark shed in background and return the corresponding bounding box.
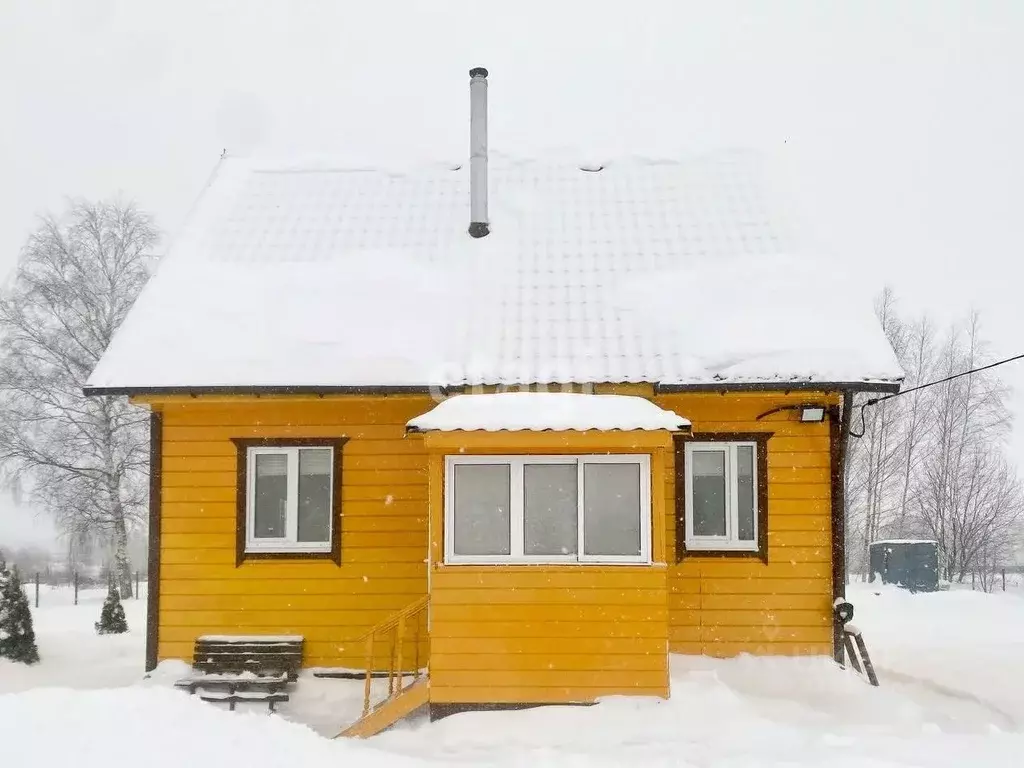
[869,540,939,592]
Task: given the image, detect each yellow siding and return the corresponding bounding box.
[149,387,836,684]
[428,566,669,703]
[154,396,433,667]
[654,392,837,657]
[426,444,670,704]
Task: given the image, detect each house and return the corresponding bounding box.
[85,69,902,732]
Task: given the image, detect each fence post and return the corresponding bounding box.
[74,572,79,605]
[136,571,140,599]
[1002,569,1006,592]
[971,571,975,590]
[35,572,40,608]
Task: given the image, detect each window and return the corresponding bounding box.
[444,454,651,564]
[233,438,346,564]
[678,435,769,559]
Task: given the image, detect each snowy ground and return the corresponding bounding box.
[2,582,1024,766]
[0,584,147,692]
[850,580,1024,730]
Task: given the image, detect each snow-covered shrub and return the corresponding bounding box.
[95,583,129,635]
[0,559,40,664]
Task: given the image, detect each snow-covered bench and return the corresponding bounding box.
[175,635,304,712]
[194,687,291,713]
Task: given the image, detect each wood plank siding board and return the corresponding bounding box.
[154,398,434,668]
[654,392,840,658]
[146,389,841,691]
[425,436,671,703]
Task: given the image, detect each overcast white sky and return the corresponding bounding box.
[2,0,1023,545]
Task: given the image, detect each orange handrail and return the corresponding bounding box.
[357,595,429,718]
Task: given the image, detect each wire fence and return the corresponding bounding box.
[20,571,147,607]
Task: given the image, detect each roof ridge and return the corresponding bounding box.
[219,147,762,176]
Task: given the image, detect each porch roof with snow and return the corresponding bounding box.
[407,393,690,433]
[85,152,903,395]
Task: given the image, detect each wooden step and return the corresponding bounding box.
[337,678,429,738]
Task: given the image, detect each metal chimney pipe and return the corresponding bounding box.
[468,67,489,238]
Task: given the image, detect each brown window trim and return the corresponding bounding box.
[674,431,772,564]
[232,437,348,566]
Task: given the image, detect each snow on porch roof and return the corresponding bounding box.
[406,393,690,432]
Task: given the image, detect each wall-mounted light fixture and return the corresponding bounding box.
[799,406,826,423]
[756,403,830,422]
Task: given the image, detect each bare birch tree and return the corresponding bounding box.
[846,289,910,576]
[892,316,935,536]
[911,314,1016,581]
[0,200,156,597]
[846,297,1023,584]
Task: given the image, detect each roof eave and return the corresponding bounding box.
[82,384,439,398]
[654,380,902,395]
[83,379,902,398]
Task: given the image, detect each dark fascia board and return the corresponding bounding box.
[82,384,439,397]
[655,380,902,395]
[83,379,902,398]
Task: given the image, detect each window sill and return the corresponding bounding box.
[238,547,339,565]
[246,544,332,553]
[442,558,654,567]
[686,541,758,552]
[680,544,767,563]
[436,562,664,573]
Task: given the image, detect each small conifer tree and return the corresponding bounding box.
[95,582,128,635]
[0,563,40,664]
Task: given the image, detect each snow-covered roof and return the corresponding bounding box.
[407,393,690,432]
[86,152,903,393]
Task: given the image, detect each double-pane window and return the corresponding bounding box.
[684,442,758,552]
[446,455,651,564]
[246,446,334,553]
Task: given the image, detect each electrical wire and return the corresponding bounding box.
[848,352,1024,439]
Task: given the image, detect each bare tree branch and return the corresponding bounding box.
[0,199,157,597]
[846,292,1023,584]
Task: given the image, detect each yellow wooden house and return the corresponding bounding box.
[85,70,901,734]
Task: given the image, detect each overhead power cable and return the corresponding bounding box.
[849,352,1024,439]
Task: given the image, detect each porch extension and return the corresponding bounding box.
[337,588,670,738]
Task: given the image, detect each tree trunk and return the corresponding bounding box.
[112,513,132,599]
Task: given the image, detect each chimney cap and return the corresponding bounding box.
[469,67,489,78]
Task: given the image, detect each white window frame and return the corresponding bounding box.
[245,445,334,554]
[443,454,652,565]
[684,441,759,552]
